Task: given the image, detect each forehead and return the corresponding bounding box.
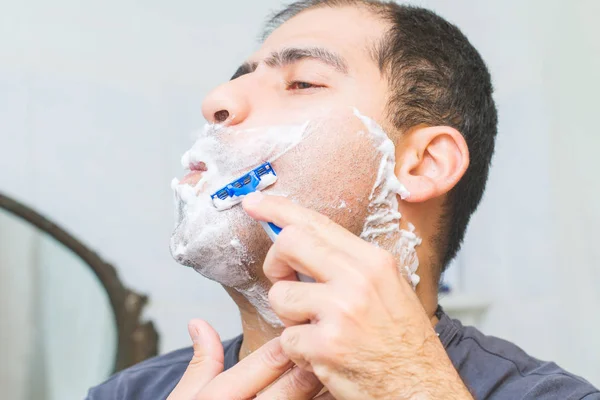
[255,6,387,68]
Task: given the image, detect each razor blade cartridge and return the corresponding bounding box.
[211,162,278,210]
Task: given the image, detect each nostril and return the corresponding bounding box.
[214,110,230,123]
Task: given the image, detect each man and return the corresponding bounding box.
[88,1,599,399]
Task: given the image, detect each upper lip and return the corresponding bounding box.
[180,161,207,186]
[188,161,207,172]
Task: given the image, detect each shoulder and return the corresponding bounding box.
[438,313,599,400]
[85,347,192,400]
[86,335,242,400]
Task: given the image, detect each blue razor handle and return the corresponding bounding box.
[259,221,282,243]
[259,221,315,283]
[268,222,282,234]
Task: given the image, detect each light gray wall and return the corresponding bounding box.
[412,0,600,386]
[1,0,598,391]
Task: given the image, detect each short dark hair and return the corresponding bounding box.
[262,1,498,274]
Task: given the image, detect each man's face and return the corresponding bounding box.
[207,5,390,128]
[170,7,402,288]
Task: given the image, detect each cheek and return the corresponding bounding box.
[271,126,381,236]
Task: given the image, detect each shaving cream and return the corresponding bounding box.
[170,108,422,328]
[353,108,421,288]
[171,121,312,325]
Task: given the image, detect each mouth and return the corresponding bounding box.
[180,161,208,186]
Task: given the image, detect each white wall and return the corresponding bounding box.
[1,0,598,390]
[412,0,600,386]
[0,0,284,356]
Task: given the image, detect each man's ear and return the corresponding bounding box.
[395,125,469,203]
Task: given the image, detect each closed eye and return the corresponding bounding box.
[286,81,325,91]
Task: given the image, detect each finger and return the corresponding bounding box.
[242,192,326,228]
[314,391,336,399]
[279,324,319,372]
[263,223,359,284]
[243,193,364,249]
[198,337,293,399]
[167,320,224,399]
[265,219,408,314]
[269,280,329,325]
[247,193,405,313]
[256,366,323,400]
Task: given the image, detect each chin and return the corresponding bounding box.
[169,197,270,288]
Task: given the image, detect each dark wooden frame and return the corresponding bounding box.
[0,192,159,373]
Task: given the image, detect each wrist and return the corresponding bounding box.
[392,333,472,400]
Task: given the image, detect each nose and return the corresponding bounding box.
[201,79,251,126]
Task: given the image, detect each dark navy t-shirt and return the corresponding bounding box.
[87,309,599,399]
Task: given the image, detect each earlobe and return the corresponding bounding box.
[395,126,469,203]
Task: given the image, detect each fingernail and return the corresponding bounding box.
[188,321,202,344]
[243,191,264,207]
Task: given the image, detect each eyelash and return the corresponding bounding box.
[285,80,325,91]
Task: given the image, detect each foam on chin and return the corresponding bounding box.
[170,120,312,326]
[169,108,422,329]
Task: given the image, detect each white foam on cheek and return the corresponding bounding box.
[353,108,422,289]
[181,121,311,193]
[171,185,252,287]
[400,223,422,287]
[169,121,311,327]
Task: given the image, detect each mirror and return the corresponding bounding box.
[0,193,158,400]
[0,207,116,399]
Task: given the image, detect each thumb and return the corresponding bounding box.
[188,319,224,370]
[167,319,225,399]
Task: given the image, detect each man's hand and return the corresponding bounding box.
[167,319,324,399]
[243,192,473,400]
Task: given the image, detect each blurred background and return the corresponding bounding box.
[1,0,599,398]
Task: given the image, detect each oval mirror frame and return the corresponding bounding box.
[0,192,159,373]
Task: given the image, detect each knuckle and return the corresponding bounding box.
[307,212,332,232]
[335,273,371,315]
[313,363,333,385]
[336,291,369,318]
[280,330,313,371]
[319,326,344,360]
[269,281,295,306]
[281,283,299,306]
[280,328,299,350]
[362,248,397,286]
[276,224,302,252]
[288,367,320,393]
[267,281,281,305]
[188,353,223,372]
[374,249,397,274]
[260,340,289,370]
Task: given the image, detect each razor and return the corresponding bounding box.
[210,161,283,241]
[210,161,314,282]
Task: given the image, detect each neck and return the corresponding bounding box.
[224,285,284,360]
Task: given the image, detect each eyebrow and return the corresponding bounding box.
[230,47,349,80]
